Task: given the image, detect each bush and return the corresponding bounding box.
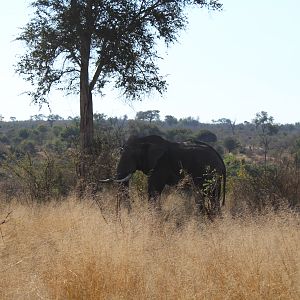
[223,137,239,153]
[18,128,30,139]
[2,151,76,201]
[165,128,193,142]
[228,158,300,214]
[194,130,217,143]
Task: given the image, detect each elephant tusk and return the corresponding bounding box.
[113,174,132,183]
[99,178,113,183]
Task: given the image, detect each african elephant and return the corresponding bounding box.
[101,135,226,214]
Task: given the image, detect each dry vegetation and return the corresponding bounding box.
[0,193,299,300]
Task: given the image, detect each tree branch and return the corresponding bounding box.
[89,39,108,91]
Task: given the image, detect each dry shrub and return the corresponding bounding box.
[228,161,300,215]
[0,195,299,299]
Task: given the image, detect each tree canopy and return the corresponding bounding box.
[136,110,160,123]
[16,0,222,154]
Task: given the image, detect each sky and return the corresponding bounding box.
[0,0,300,124]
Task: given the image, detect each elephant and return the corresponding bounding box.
[101,135,226,214]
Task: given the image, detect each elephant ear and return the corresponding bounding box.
[146,143,167,171]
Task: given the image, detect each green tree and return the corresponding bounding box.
[179,116,200,128]
[291,138,300,168]
[61,126,80,147]
[253,111,279,170]
[212,118,236,135]
[223,136,239,153]
[47,114,63,127]
[194,129,217,143]
[30,114,46,121]
[164,115,178,126]
[136,110,160,123]
[16,0,222,156]
[165,128,193,142]
[128,120,163,137]
[19,129,30,140]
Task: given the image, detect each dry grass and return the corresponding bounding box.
[0,193,299,300]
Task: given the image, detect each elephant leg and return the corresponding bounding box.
[117,181,131,213]
[148,174,166,210]
[194,180,220,219]
[195,194,206,215]
[209,179,222,216]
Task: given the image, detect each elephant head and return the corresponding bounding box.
[115,135,168,181]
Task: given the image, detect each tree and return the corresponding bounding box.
[19,129,30,140]
[179,116,200,128]
[165,128,193,142]
[30,114,46,121]
[253,111,279,169]
[194,129,217,143]
[16,0,222,156]
[223,136,239,153]
[10,117,17,127]
[293,138,300,168]
[164,115,178,126]
[212,118,236,135]
[47,114,63,127]
[136,110,160,123]
[128,120,163,137]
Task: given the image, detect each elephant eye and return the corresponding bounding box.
[119,146,124,153]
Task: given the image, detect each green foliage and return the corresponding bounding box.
[19,140,36,155]
[47,114,63,127]
[225,154,300,214]
[136,110,160,123]
[223,154,243,177]
[178,117,200,128]
[128,120,164,138]
[3,152,76,201]
[253,111,278,136]
[37,125,48,133]
[164,115,178,126]
[223,136,239,153]
[131,171,148,199]
[165,128,193,142]
[60,126,80,147]
[194,129,217,143]
[18,128,30,139]
[0,110,300,209]
[16,0,221,105]
[52,125,63,137]
[0,135,9,144]
[292,138,300,167]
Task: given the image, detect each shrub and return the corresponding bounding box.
[2,151,76,201]
[229,159,300,214]
[223,136,239,153]
[18,128,30,139]
[194,130,217,143]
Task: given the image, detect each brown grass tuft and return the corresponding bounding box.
[0,195,299,299]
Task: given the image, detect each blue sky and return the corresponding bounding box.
[0,0,299,123]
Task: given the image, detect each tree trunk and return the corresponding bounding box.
[79,26,93,150]
[80,83,93,152]
[79,36,93,178]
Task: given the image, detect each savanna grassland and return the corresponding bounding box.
[0,114,300,299]
[0,193,299,300]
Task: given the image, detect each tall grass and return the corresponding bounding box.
[0,194,299,299]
